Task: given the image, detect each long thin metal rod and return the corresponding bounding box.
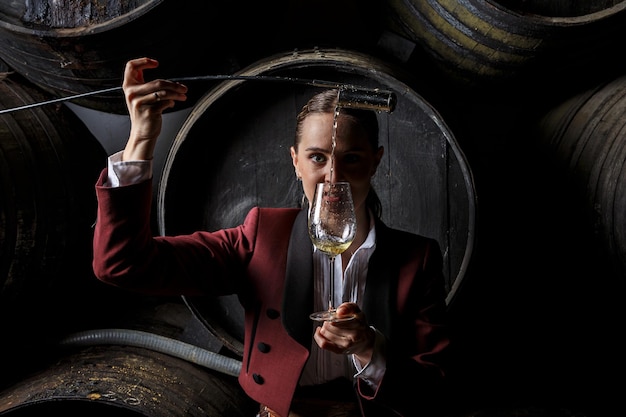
[0,86,122,115]
[0,74,394,115]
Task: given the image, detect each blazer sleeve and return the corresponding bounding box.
[358,231,451,417]
[92,168,258,296]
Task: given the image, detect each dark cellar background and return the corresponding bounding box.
[1,1,625,416]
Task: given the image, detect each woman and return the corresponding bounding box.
[93,57,450,417]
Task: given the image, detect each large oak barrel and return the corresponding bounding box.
[0,345,256,416]
[157,48,476,356]
[0,74,107,381]
[0,1,237,113]
[0,74,105,304]
[384,0,626,87]
[537,74,626,281]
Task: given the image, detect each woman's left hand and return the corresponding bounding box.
[313,302,375,364]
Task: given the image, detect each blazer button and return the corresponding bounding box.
[253,373,264,385]
[266,308,280,319]
[257,342,271,353]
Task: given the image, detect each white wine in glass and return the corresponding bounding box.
[308,182,357,322]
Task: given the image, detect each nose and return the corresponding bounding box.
[324,156,347,183]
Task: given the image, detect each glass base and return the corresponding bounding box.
[309,309,356,322]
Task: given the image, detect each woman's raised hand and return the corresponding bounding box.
[122,57,188,162]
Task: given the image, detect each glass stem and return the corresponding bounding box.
[328,255,335,311]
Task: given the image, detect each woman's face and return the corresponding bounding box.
[291,112,383,213]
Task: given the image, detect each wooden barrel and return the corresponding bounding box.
[0,1,238,113]
[537,74,626,281]
[157,48,476,356]
[383,0,626,86]
[0,74,106,345]
[0,345,257,416]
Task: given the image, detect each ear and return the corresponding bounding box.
[290,146,298,171]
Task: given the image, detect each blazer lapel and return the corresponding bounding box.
[362,220,394,338]
[281,214,395,346]
[282,208,314,348]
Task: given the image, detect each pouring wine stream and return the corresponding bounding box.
[309,87,395,322]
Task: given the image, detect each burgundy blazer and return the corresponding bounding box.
[93,170,450,417]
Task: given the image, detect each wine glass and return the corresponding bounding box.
[308,182,357,322]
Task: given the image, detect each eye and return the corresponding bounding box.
[310,153,326,164]
[343,153,361,164]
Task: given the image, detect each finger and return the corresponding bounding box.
[314,327,349,354]
[148,84,188,106]
[152,80,188,98]
[336,302,360,316]
[332,312,364,330]
[123,57,159,88]
[320,323,357,348]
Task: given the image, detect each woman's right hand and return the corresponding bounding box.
[122,57,188,162]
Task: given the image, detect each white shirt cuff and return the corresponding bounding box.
[106,150,153,187]
[352,326,386,389]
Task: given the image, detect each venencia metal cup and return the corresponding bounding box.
[336,86,397,113]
